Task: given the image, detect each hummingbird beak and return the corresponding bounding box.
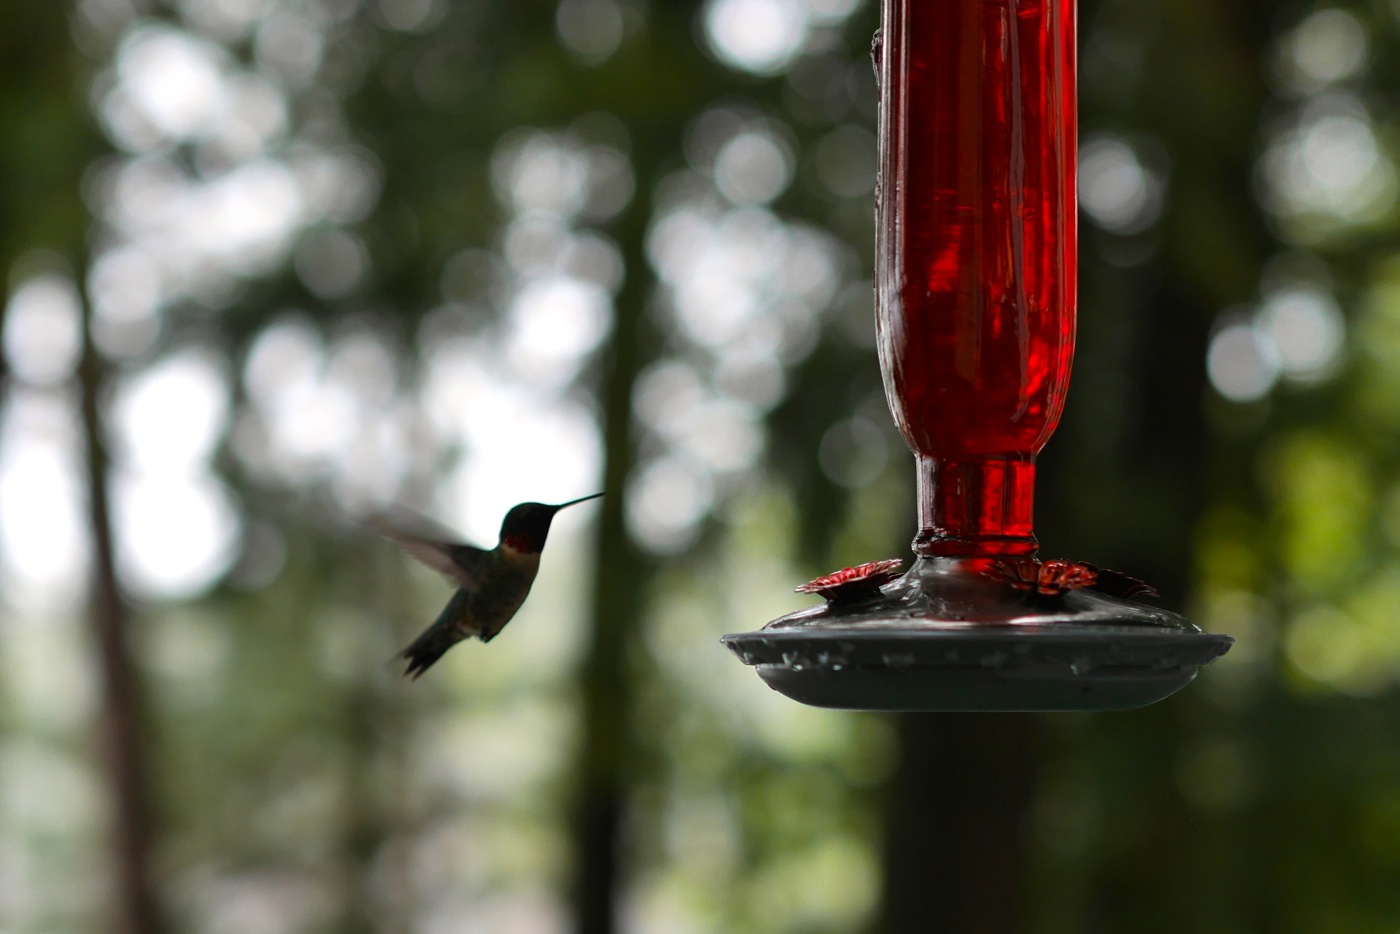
[552,492,605,511]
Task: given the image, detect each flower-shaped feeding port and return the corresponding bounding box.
[720,0,1232,713]
[986,559,1160,600]
[797,559,906,604]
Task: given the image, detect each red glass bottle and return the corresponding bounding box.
[723,0,1232,714]
[875,0,1077,557]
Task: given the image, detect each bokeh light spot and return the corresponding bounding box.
[714,129,794,206]
[1207,318,1279,402]
[1261,95,1397,226]
[1256,287,1345,384]
[114,471,241,599]
[112,350,230,473]
[0,398,88,606]
[504,276,613,383]
[88,248,162,359]
[294,229,369,299]
[703,0,808,76]
[1079,135,1163,234]
[3,275,83,386]
[254,12,325,85]
[556,0,625,64]
[375,0,445,33]
[492,131,592,219]
[1285,604,1387,695]
[1282,9,1369,90]
[626,456,714,553]
[114,25,227,141]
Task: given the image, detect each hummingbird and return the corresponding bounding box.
[375,493,604,679]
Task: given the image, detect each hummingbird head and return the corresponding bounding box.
[499,492,603,554]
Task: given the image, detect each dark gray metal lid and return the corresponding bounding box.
[721,558,1234,712]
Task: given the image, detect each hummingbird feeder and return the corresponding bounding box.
[721,0,1233,711]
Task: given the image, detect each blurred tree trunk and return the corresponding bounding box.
[5,3,167,930]
[567,130,662,934]
[1064,0,1275,926]
[79,299,165,934]
[876,714,1042,933]
[1,4,94,383]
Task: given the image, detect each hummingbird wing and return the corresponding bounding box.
[369,511,490,588]
[386,534,488,588]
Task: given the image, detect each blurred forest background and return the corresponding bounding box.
[3,0,1399,932]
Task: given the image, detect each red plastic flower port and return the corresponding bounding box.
[990,558,1096,596]
[797,559,905,604]
[991,558,1094,595]
[987,559,1159,600]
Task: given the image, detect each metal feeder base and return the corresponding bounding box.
[721,558,1234,713]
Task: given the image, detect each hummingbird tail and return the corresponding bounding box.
[399,625,464,680]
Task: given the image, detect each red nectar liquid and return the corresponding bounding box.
[875,0,1076,557]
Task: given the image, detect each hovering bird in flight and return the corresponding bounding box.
[375,493,604,679]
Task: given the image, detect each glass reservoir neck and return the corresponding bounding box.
[875,0,1077,558]
[915,454,1037,557]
